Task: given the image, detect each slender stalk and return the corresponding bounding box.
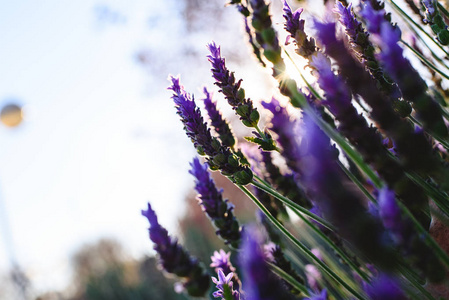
[253,176,371,281]
[401,39,449,79]
[251,178,335,231]
[337,161,377,204]
[405,171,449,218]
[267,262,310,296]
[438,2,449,19]
[238,185,368,300]
[396,199,449,268]
[387,0,449,58]
[408,115,449,149]
[398,265,436,300]
[283,50,322,100]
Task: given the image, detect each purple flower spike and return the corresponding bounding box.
[359,2,386,35]
[364,274,407,300]
[283,1,316,57]
[211,249,241,291]
[262,98,302,174]
[203,87,236,148]
[141,203,210,297]
[212,269,240,300]
[240,225,295,300]
[305,289,327,300]
[366,3,449,137]
[378,188,403,235]
[207,42,260,128]
[170,76,253,185]
[190,157,241,248]
[169,75,216,157]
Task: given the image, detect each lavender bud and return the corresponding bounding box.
[141,203,210,297]
[300,114,396,269]
[283,1,316,58]
[363,274,407,300]
[170,76,253,184]
[304,289,328,300]
[240,225,295,300]
[207,42,260,128]
[362,3,448,137]
[249,0,286,76]
[210,249,241,292]
[262,98,302,174]
[313,20,441,176]
[190,157,242,248]
[203,87,236,148]
[377,188,446,282]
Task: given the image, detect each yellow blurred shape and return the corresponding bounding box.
[0,104,23,127]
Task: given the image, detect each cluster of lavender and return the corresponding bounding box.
[142,0,449,299]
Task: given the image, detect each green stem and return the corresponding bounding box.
[408,115,449,149]
[405,171,449,218]
[438,2,449,19]
[398,264,436,300]
[267,262,310,296]
[387,0,449,58]
[283,50,322,100]
[401,39,449,80]
[238,185,367,300]
[254,125,281,152]
[254,176,371,281]
[337,161,377,204]
[396,198,449,268]
[251,178,335,231]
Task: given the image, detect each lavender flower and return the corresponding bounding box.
[262,98,302,174]
[283,1,316,58]
[300,114,396,268]
[422,0,449,45]
[309,50,430,226]
[363,274,407,300]
[212,269,240,300]
[141,202,210,297]
[335,2,404,103]
[207,42,260,128]
[377,188,445,282]
[203,87,236,148]
[249,0,286,75]
[240,225,295,300]
[211,250,241,292]
[170,76,253,185]
[362,3,448,137]
[169,76,217,157]
[265,242,306,295]
[304,289,327,300]
[313,20,442,176]
[190,157,241,248]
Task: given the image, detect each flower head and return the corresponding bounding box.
[207,42,260,128]
[212,269,240,300]
[283,1,316,57]
[363,274,407,300]
[141,203,210,297]
[190,157,241,247]
[240,225,295,300]
[203,87,235,148]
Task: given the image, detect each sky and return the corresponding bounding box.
[0,0,207,294]
[0,0,310,296]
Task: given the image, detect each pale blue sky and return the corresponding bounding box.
[0,0,277,294]
[0,0,200,292]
